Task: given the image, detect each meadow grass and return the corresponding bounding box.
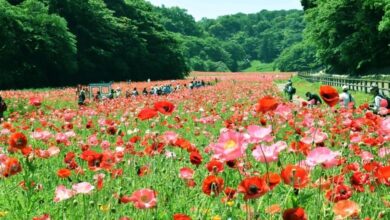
[244,60,278,72]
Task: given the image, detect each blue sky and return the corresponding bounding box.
[147,0,303,20]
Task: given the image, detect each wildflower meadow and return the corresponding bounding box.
[0,72,389,220]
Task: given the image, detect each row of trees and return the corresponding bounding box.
[277,0,390,74]
[0,0,188,89]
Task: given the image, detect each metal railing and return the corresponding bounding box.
[298,72,390,96]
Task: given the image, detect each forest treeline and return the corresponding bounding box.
[0,0,304,89]
[1,0,389,89]
[0,0,189,89]
[278,0,390,75]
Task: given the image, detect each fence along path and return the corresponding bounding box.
[298,72,390,96]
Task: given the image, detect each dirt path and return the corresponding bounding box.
[276,83,306,105]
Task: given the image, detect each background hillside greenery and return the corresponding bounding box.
[0,0,304,89]
[1,0,390,89]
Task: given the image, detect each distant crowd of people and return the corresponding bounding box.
[284,80,389,115]
[75,78,216,106]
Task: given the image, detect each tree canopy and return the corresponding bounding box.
[0,0,188,89]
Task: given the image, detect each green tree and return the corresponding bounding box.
[305,0,390,74]
[0,0,77,89]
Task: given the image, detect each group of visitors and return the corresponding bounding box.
[76,79,214,105]
[284,80,389,115]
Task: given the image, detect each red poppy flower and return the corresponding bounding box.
[225,160,237,168]
[57,168,71,179]
[238,176,270,200]
[257,96,279,113]
[32,214,50,220]
[202,175,224,196]
[325,184,352,202]
[281,165,309,189]
[137,165,150,177]
[9,132,28,149]
[363,161,381,172]
[262,172,281,190]
[29,96,42,107]
[2,158,22,177]
[206,159,224,173]
[173,213,192,220]
[137,108,158,120]
[189,151,202,166]
[283,207,307,220]
[80,150,103,170]
[64,152,76,163]
[154,101,175,115]
[223,187,237,200]
[375,166,390,186]
[350,172,369,192]
[319,85,339,107]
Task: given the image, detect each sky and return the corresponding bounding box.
[147,0,303,20]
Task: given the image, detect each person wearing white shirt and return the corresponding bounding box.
[339,85,354,108]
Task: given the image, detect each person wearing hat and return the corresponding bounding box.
[339,85,354,108]
[284,80,295,101]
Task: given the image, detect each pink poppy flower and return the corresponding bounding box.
[64,112,76,122]
[0,129,10,135]
[72,182,95,194]
[179,167,195,180]
[252,141,287,163]
[101,140,110,150]
[360,151,373,161]
[31,131,52,141]
[162,131,179,144]
[379,148,390,158]
[47,147,60,156]
[129,189,157,209]
[54,185,75,202]
[55,133,69,145]
[274,104,292,119]
[380,118,390,135]
[64,131,76,138]
[0,154,7,163]
[212,130,247,161]
[305,147,340,168]
[29,96,42,106]
[88,134,99,146]
[350,133,361,143]
[246,125,273,143]
[301,128,328,144]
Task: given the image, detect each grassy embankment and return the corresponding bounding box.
[276,76,372,106]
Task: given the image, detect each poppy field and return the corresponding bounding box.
[0,72,389,220]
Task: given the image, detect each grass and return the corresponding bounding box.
[243,60,278,72]
[278,76,373,106]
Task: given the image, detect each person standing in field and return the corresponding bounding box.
[78,90,86,106]
[0,96,7,120]
[339,85,354,108]
[142,88,148,96]
[132,87,139,97]
[284,80,296,101]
